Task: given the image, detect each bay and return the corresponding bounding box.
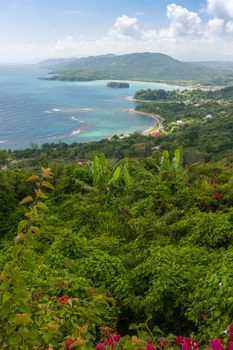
[0,65,181,150]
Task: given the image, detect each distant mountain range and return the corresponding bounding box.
[38,52,233,86]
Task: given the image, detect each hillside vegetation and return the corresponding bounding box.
[0,86,233,349]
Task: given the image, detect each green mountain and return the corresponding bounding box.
[38,52,233,85]
[196,61,233,71]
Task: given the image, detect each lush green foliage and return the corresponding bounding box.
[0,147,233,348]
[134,86,233,101]
[0,85,233,348]
[134,89,178,101]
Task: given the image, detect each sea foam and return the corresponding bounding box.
[52,108,64,112]
[66,108,94,112]
[70,129,81,136]
[45,107,94,114]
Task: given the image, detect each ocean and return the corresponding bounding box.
[0,65,180,150]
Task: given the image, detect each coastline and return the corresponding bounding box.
[125,108,164,136]
[40,75,211,90]
[127,96,156,103]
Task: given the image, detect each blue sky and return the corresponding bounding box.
[0,0,233,62]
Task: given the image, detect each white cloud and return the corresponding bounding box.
[51,3,233,62]
[141,29,158,40]
[226,20,233,32]
[108,15,140,39]
[206,17,224,35]
[162,4,202,37]
[52,33,233,62]
[55,36,78,50]
[206,0,233,19]
[5,1,233,63]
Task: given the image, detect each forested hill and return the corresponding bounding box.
[38,52,233,85]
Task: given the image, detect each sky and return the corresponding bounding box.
[1,0,233,63]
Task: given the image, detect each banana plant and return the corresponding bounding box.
[158,148,183,171]
[92,154,132,192]
[92,154,111,190]
[172,148,183,170]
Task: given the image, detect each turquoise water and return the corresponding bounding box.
[0,65,181,150]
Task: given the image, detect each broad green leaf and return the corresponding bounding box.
[11,245,21,259]
[5,321,17,335]
[19,196,33,205]
[41,180,55,190]
[27,175,40,182]
[173,148,183,170]
[124,166,132,186]
[36,201,48,210]
[17,220,28,234]
[92,154,111,190]
[35,189,47,199]
[1,300,11,316]
[112,166,121,181]
[160,150,170,170]
[2,292,11,304]
[30,226,41,234]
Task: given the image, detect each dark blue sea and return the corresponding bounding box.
[0,65,180,150]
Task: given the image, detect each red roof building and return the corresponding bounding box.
[150,131,162,138]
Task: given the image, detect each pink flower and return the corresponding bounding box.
[176,336,183,345]
[182,343,190,350]
[107,334,121,345]
[210,338,224,350]
[96,343,107,350]
[229,343,233,350]
[66,339,74,350]
[160,341,167,347]
[183,338,191,345]
[190,339,198,350]
[105,334,121,350]
[147,343,157,350]
[229,325,233,335]
[190,340,199,350]
[113,335,121,343]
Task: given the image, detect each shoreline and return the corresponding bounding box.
[127,96,157,103]
[125,108,164,136]
[40,75,218,90]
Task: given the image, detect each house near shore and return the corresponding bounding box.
[150,131,162,138]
